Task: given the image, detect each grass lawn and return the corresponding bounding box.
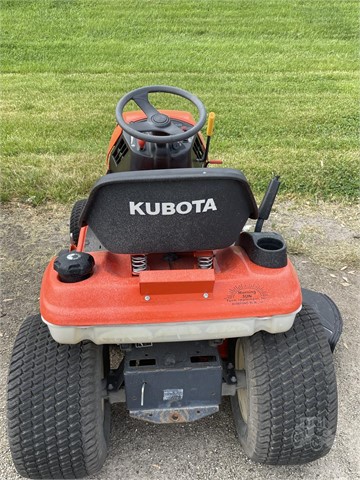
[1,0,358,204]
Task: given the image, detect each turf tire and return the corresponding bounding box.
[70,199,87,246]
[7,314,110,479]
[230,304,338,465]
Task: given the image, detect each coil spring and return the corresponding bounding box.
[198,255,213,269]
[131,255,148,275]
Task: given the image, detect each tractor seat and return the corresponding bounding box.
[80,168,258,254]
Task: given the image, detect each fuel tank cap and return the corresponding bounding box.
[54,251,95,283]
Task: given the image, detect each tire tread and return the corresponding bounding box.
[7,314,108,479]
[69,199,87,246]
[231,304,338,465]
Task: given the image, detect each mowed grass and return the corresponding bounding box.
[1,0,358,204]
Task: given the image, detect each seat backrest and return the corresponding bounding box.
[80,168,258,254]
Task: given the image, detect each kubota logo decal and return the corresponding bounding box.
[129,199,217,215]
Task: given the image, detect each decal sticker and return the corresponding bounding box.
[129,198,217,215]
[163,389,184,401]
[66,253,81,261]
[225,284,269,305]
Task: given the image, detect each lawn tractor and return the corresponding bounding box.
[7,86,343,479]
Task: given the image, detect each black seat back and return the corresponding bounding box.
[80,168,258,254]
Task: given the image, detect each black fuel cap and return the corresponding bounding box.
[54,251,95,283]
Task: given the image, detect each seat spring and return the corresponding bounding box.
[131,255,148,275]
[198,256,213,269]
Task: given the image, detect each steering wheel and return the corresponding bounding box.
[115,85,207,144]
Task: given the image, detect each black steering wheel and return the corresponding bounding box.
[115,85,207,144]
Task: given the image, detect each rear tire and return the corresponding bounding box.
[70,199,87,246]
[230,304,338,465]
[7,314,110,479]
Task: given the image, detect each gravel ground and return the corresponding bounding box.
[0,202,359,480]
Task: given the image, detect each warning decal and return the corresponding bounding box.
[225,284,268,305]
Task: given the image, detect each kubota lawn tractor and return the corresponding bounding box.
[7,86,342,479]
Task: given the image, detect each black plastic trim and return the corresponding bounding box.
[302,289,343,352]
[239,231,287,268]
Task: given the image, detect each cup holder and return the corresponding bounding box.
[239,232,287,268]
[257,237,284,251]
